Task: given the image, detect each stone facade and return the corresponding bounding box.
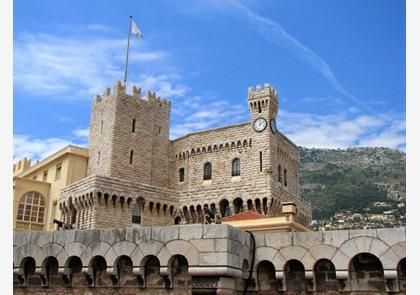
[59,81,311,230]
[13,224,406,294]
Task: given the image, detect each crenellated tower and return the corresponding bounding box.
[87,81,171,187]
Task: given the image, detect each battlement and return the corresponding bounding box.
[93,81,171,106]
[13,157,31,176]
[248,82,278,101]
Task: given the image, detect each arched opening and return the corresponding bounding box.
[210,203,216,214]
[247,199,254,211]
[41,256,60,286]
[233,198,244,214]
[397,258,406,291]
[182,206,190,223]
[285,259,306,292]
[219,199,231,217]
[19,257,38,286]
[189,206,197,223]
[196,205,203,223]
[132,198,143,224]
[174,216,181,224]
[115,255,136,287]
[278,164,282,182]
[89,255,109,287]
[203,162,212,180]
[169,255,191,289]
[257,260,278,292]
[255,198,262,214]
[349,253,385,292]
[262,197,268,214]
[63,256,84,287]
[314,259,338,292]
[232,158,240,176]
[144,256,163,288]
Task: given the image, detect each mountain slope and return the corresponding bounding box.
[298,147,406,220]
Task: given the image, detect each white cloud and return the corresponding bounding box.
[13,134,81,162]
[278,111,405,150]
[72,128,89,138]
[14,32,186,100]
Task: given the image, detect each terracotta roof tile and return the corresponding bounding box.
[222,211,264,222]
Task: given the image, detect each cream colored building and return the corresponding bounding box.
[13,145,88,231]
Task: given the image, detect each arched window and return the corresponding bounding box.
[232,158,240,176]
[203,162,212,180]
[278,165,282,182]
[349,253,385,292]
[132,198,143,224]
[219,199,231,217]
[179,168,185,182]
[16,191,46,224]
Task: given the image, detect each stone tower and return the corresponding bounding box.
[87,81,171,187]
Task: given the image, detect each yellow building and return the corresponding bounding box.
[13,145,88,231]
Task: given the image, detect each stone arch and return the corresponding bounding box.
[219,144,224,151]
[63,242,89,266]
[132,241,165,267]
[255,198,262,214]
[142,255,164,288]
[225,143,229,150]
[167,255,191,289]
[337,236,394,269]
[161,240,199,266]
[254,247,284,272]
[349,252,385,292]
[247,199,254,211]
[85,242,112,266]
[243,140,248,147]
[107,241,137,266]
[213,145,218,151]
[207,146,212,153]
[14,244,44,267]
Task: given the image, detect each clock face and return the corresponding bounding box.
[270,119,278,133]
[253,117,267,132]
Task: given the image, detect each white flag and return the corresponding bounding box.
[131,20,143,38]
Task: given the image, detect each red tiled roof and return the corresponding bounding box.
[222,211,264,222]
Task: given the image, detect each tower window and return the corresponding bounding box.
[179,168,185,182]
[203,162,212,180]
[158,126,161,134]
[132,119,136,133]
[259,151,262,172]
[97,151,101,165]
[129,150,134,164]
[284,169,288,186]
[278,165,282,182]
[232,158,240,176]
[258,101,261,113]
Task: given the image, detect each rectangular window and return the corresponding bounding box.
[51,201,57,223]
[43,170,48,182]
[55,163,62,180]
[284,169,288,186]
[129,150,134,164]
[132,118,136,133]
[97,151,101,165]
[179,168,185,182]
[259,151,262,172]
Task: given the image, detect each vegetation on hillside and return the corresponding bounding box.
[299,147,406,220]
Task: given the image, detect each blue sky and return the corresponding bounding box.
[13,0,406,161]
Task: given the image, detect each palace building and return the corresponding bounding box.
[53,81,311,231]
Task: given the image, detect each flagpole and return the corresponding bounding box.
[124,15,133,83]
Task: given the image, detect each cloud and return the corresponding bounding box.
[170,97,247,139]
[14,32,186,100]
[13,134,82,162]
[53,115,74,123]
[72,128,89,138]
[277,111,405,150]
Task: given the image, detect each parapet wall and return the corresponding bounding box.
[13,225,405,294]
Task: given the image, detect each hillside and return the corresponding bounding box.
[299,147,406,221]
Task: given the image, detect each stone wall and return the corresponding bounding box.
[13,225,405,294]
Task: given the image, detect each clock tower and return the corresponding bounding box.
[248,83,279,132]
